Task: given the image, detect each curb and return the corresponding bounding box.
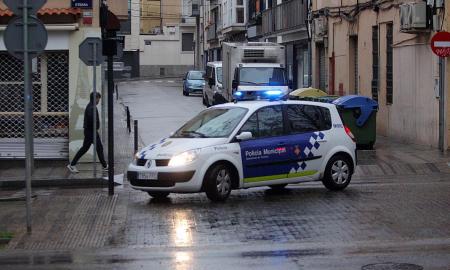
[0,178,115,189]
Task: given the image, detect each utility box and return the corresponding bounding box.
[400,2,428,32]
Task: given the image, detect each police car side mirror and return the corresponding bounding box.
[236,132,252,141]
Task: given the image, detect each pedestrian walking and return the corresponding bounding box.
[67,92,108,173]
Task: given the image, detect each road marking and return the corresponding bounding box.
[167,80,175,83]
[155,80,163,83]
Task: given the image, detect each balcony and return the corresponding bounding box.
[262,0,307,36]
[207,23,217,41]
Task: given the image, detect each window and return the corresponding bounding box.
[217,67,223,84]
[240,106,284,138]
[240,113,258,136]
[187,71,204,80]
[236,8,244,23]
[239,67,287,86]
[372,25,379,101]
[287,105,331,133]
[182,33,194,52]
[237,0,243,5]
[386,23,393,104]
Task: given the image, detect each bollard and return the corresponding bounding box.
[126,106,131,133]
[134,120,138,154]
[115,84,118,100]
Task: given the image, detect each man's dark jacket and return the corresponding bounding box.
[83,101,100,131]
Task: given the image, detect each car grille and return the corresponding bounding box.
[136,159,147,166]
[155,159,170,166]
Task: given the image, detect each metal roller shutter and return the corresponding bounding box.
[0,52,69,159]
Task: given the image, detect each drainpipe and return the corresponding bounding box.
[307,0,312,87]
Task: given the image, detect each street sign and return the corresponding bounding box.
[79,37,104,66]
[71,0,93,9]
[3,0,46,16]
[4,16,48,60]
[431,31,450,58]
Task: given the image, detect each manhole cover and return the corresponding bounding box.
[362,263,423,270]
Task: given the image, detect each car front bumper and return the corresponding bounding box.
[127,163,202,192]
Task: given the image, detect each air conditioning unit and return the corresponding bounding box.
[314,17,327,40]
[400,2,428,32]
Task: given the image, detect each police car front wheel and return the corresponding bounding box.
[204,164,232,202]
[322,154,352,191]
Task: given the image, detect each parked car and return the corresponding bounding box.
[127,94,357,202]
[183,70,205,96]
[202,61,224,107]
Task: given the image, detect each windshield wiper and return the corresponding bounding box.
[181,131,207,138]
[239,81,264,85]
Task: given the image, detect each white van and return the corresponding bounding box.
[202,61,224,107]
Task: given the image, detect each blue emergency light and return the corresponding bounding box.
[233,90,284,101]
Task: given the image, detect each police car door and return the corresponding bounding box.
[238,105,291,187]
[284,104,332,181]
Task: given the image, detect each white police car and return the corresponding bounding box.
[127,99,356,202]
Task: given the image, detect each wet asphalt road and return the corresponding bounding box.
[1,80,450,269]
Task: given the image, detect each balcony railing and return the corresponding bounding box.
[207,23,217,41]
[262,0,307,36]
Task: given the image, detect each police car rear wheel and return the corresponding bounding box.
[322,155,352,191]
[205,164,232,202]
[147,191,170,198]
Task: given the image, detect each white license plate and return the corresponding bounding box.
[138,171,158,180]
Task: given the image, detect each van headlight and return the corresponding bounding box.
[168,149,199,167]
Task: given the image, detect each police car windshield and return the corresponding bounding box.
[172,107,248,138]
[239,67,286,86]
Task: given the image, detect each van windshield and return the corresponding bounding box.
[239,67,287,86]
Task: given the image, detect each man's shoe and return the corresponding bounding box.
[67,164,79,173]
[103,165,109,171]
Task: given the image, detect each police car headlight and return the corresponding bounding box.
[168,150,199,167]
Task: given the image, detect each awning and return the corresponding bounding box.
[0,8,81,17]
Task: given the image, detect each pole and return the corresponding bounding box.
[439,57,445,151]
[134,120,138,154]
[23,0,33,234]
[108,54,114,195]
[93,42,98,178]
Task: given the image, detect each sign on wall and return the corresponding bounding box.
[71,0,92,9]
[431,31,450,58]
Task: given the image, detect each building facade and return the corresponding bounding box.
[128,0,196,77]
[311,0,448,149]
[0,0,128,160]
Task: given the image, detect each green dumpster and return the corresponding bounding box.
[332,95,379,150]
[289,87,327,100]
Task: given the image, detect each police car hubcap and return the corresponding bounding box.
[331,160,349,184]
[216,169,231,196]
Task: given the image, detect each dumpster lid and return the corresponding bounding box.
[332,95,378,109]
[332,95,378,127]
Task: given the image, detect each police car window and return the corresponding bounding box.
[258,106,283,137]
[172,107,248,138]
[287,105,331,133]
[239,113,258,137]
[240,106,283,138]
